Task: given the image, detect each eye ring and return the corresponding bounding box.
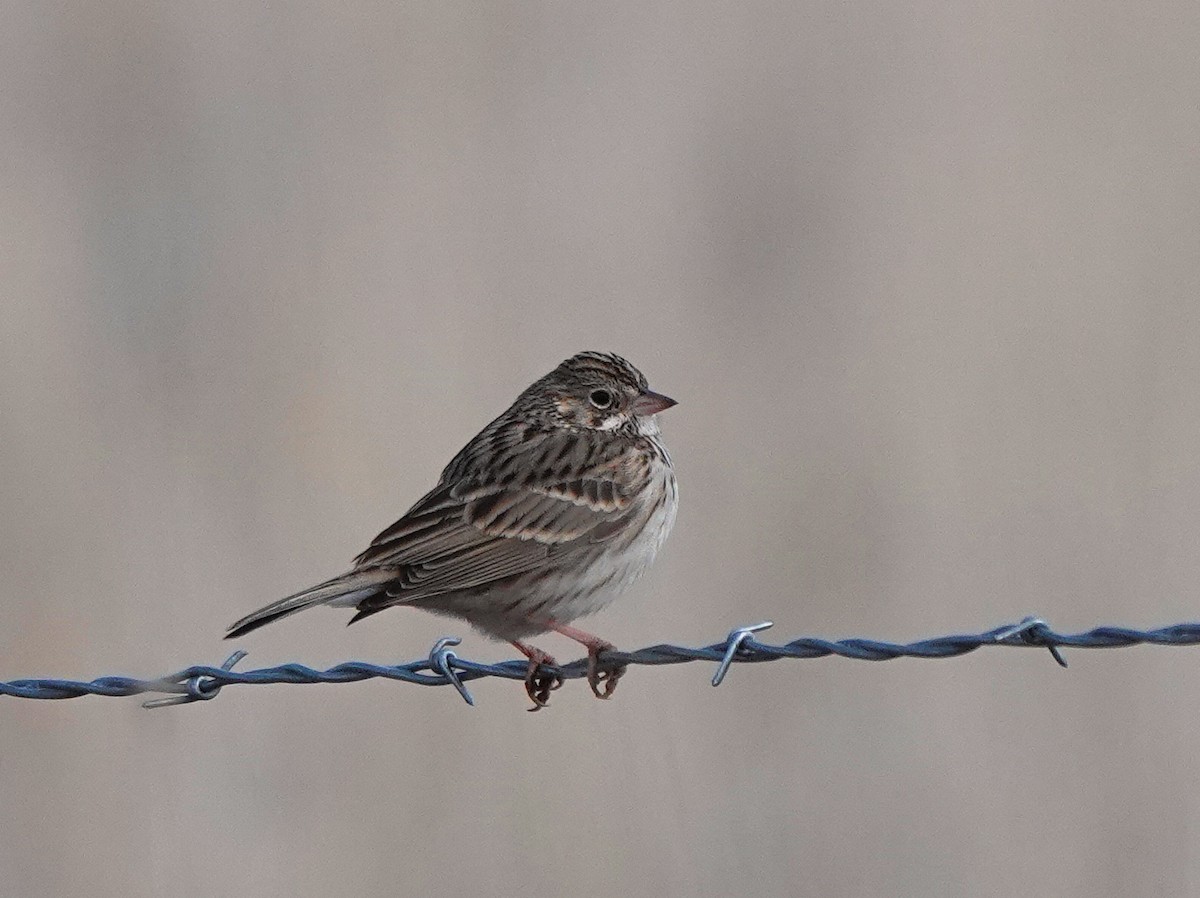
[588,388,614,410]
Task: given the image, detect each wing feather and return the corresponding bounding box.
[349,429,653,608]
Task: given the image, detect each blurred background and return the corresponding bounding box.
[2,3,1199,896]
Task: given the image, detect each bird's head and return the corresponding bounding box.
[523,351,676,436]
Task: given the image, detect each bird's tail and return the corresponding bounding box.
[225,569,393,639]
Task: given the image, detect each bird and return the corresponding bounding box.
[226,351,678,708]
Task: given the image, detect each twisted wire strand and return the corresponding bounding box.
[3,618,1199,707]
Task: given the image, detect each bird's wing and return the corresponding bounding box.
[350,429,653,603]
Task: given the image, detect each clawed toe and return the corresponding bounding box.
[525,661,564,711]
[585,643,626,700]
[513,642,563,711]
[542,624,628,702]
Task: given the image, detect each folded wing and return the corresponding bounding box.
[350,429,652,610]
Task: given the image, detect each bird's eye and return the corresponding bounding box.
[588,389,613,409]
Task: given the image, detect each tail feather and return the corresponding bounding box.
[225,569,392,639]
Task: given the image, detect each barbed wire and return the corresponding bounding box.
[2,617,1199,708]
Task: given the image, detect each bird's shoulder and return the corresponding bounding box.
[458,423,659,499]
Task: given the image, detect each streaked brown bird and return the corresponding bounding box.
[227,351,678,707]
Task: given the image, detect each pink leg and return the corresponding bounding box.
[511,641,562,711]
[545,622,625,699]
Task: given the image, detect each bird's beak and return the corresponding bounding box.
[631,389,677,416]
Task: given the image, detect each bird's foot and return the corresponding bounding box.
[545,622,627,700]
[511,642,563,711]
[584,640,625,699]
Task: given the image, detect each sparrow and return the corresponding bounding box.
[227,351,677,708]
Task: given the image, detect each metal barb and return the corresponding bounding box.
[712,621,774,687]
[429,636,474,706]
[143,650,248,709]
[992,617,1068,668]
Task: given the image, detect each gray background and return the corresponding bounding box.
[2,3,1199,896]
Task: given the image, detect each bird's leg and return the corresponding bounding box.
[546,621,626,699]
[511,641,563,711]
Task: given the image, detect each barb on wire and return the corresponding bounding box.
[427,636,473,706]
[3,616,1200,708]
[712,621,775,686]
[141,649,248,709]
